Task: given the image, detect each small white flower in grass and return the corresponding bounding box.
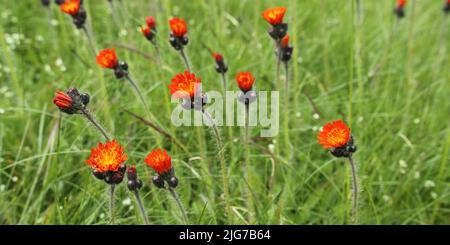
[312,126,318,132]
[50,19,59,26]
[1,10,11,19]
[383,195,390,203]
[233,138,238,143]
[122,197,132,206]
[424,180,435,188]
[295,112,301,118]
[268,144,275,154]
[313,113,320,120]
[12,176,18,182]
[55,58,64,67]
[357,116,364,123]
[0,108,4,114]
[59,206,63,210]
[119,29,128,37]
[399,160,408,168]
[0,184,5,192]
[413,118,420,124]
[36,35,44,42]
[99,213,105,219]
[44,64,52,74]
[400,168,406,175]
[414,171,421,179]
[272,139,277,144]
[59,66,67,72]
[431,192,437,199]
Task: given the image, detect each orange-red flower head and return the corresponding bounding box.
[141,26,151,37]
[96,48,118,69]
[318,120,351,149]
[146,16,156,29]
[262,7,287,25]
[144,148,172,175]
[396,0,407,8]
[236,71,255,93]
[86,140,128,173]
[169,17,187,37]
[53,91,73,110]
[212,53,223,62]
[60,0,80,16]
[168,70,201,99]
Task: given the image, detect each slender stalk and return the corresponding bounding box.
[80,108,111,141]
[168,187,188,224]
[125,75,163,131]
[151,40,162,66]
[133,190,150,225]
[244,102,254,221]
[221,73,227,93]
[203,110,231,223]
[108,0,120,29]
[347,156,358,224]
[109,184,116,224]
[81,25,97,56]
[283,62,291,161]
[179,48,191,72]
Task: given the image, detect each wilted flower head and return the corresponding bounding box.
[146,16,156,29]
[318,120,357,158]
[394,0,407,18]
[96,48,118,69]
[280,34,293,62]
[212,52,228,74]
[52,87,89,114]
[86,140,128,173]
[126,165,143,191]
[168,70,201,99]
[262,7,287,25]
[236,71,255,93]
[142,16,157,42]
[169,17,187,37]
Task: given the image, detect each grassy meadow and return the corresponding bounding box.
[0,0,449,224]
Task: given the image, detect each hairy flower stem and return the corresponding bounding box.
[125,75,163,138]
[203,110,231,223]
[179,48,191,72]
[168,187,188,224]
[133,190,150,225]
[81,25,97,56]
[109,184,115,224]
[244,102,254,221]
[80,108,111,141]
[283,62,292,161]
[347,156,358,224]
[274,39,282,156]
[221,73,227,94]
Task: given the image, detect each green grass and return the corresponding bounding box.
[0,0,449,224]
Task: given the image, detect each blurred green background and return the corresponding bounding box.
[0,0,448,224]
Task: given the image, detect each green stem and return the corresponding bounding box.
[134,190,150,225]
[80,108,111,141]
[348,156,358,224]
[81,25,97,56]
[244,102,254,221]
[168,187,188,224]
[179,48,191,72]
[109,184,115,224]
[203,110,231,223]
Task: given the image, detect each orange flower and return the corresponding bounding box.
[281,34,289,48]
[86,140,128,173]
[144,148,172,175]
[53,91,72,110]
[236,71,255,93]
[96,48,118,69]
[397,0,407,8]
[317,120,351,149]
[169,17,187,37]
[168,70,201,99]
[146,16,156,29]
[60,0,80,16]
[262,7,286,25]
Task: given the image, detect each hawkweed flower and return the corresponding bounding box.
[262,7,288,40]
[318,120,359,224]
[169,17,191,71]
[236,71,257,105]
[169,17,188,50]
[52,88,110,140]
[444,0,450,13]
[168,70,205,111]
[394,0,407,18]
[212,53,228,74]
[126,165,149,225]
[86,140,127,224]
[60,0,87,29]
[145,149,187,224]
[141,16,157,43]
